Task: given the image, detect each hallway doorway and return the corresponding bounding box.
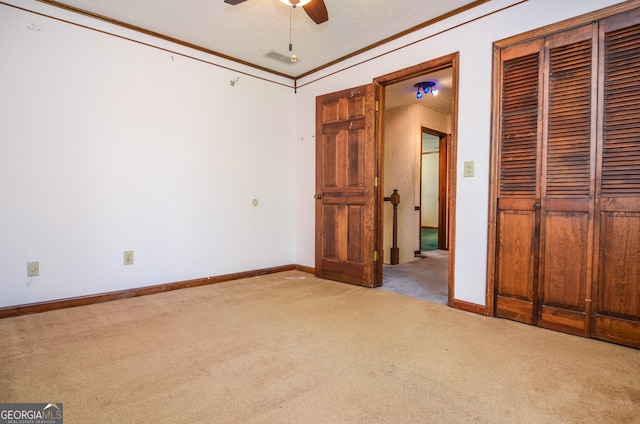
[420,128,449,254]
[374,53,458,305]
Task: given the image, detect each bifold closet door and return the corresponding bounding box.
[496,26,597,333]
[496,8,640,348]
[592,10,640,348]
[536,26,597,337]
[495,38,544,325]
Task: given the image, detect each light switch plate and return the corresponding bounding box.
[27,261,39,277]
[464,161,475,177]
[123,250,134,265]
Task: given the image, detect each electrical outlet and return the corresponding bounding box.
[27,261,39,277]
[123,250,134,265]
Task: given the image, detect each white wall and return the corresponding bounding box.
[0,1,296,307]
[421,153,439,228]
[294,0,624,305]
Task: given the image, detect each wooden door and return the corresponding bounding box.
[592,10,640,348]
[315,84,380,288]
[495,38,544,325]
[537,26,597,337]
[438,134,450,250]
[496,26,596,332]
[494,7,640,348]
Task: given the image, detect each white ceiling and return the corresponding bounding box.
[41,0,482,79]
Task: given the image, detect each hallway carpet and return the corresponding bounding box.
[1,270,639,423]
[381,250,448,303]
[420,227,438,251]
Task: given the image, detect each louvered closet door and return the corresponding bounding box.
[592,10,640,348]
[537,26,597,336]
[495,39,544,325]
[496,27,597,330]
[496,7,640,348]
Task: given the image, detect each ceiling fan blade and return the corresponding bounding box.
[224,0,246,4]
[303,0,328,24]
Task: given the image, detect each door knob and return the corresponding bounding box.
[314,194,322,199]
[533,203,541,210]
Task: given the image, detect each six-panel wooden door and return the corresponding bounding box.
[315,84,380,288]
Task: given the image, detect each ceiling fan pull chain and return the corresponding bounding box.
[289,6,298,62]
[289,6,293,52]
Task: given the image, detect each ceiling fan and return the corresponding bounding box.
[223,0,329,25]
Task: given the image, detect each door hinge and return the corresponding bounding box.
[374,176,378,187]
[374,251,379,261]
[375,100,379,112]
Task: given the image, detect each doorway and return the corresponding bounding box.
[420,128,449,254]
[375,53,458,305]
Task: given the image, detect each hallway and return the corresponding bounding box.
[380,250,448,304]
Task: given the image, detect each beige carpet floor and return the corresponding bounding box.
[1,270,639,423]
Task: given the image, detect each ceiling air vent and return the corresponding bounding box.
[265,50,298,64]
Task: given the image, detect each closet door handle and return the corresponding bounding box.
[533,203,541,210]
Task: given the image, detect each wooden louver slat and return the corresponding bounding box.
[501,53,539,196]
[547,39,593,198]
[602,23,640,197]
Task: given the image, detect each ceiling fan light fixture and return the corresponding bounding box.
[280,0,313,7]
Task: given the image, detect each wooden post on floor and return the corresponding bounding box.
[384,189,400,265]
